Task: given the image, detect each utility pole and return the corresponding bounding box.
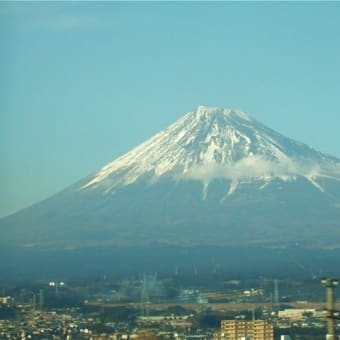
[252,305,255,321]
[321,278,339,340]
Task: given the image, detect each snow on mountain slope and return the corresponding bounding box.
[2,105,340,250]
[82,106,340,196]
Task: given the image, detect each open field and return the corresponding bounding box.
[85,301,340,312]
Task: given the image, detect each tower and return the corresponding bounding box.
[140,273,150,317]
[32,293,36,311]
[274,279,279,305]
[39,289,44,310]
[321,278,339,340]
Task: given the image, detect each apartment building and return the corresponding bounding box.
[214,320,274,340]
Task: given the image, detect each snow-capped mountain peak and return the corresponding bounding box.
[82,106,340,195]
[194,105,251,122]
[3,106,340,250]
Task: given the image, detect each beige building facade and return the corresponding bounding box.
[214,320,274,340]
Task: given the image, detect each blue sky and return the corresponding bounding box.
[1,1,340,217]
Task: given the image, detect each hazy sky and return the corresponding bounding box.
[1,1,340,217]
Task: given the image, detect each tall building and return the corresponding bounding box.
[214,320,274,340]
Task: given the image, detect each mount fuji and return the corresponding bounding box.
[2,106,340,250]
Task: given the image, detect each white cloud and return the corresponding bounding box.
[182,155,327,184]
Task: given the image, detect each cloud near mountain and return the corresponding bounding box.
[183,155,297,182]
[1,106,340,248]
